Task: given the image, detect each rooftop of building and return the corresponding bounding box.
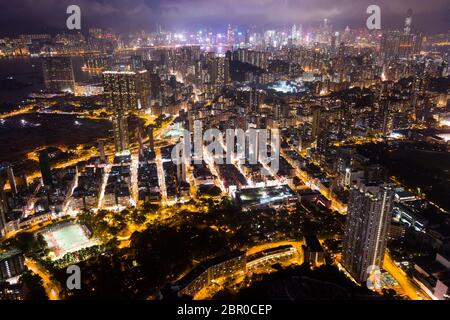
[235,185,297,207]
[174,251,245,289]
[0,248,22,261]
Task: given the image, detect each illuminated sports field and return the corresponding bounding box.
[43,223,96,260]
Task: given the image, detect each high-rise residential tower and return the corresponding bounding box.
[103,66,150,154]
[342,180,394,282]
[42,56,75,93]
[311,105,322,143]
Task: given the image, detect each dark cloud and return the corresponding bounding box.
[0,0,448,35]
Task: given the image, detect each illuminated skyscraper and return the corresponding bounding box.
[291,24,297,41]
[399,34,415,57]
[103,66,151,110]
[103,66,151,154]
[227,24,234,45]
[342,180,394,283]
[311,105,322,142]
[207,55,229,86]
[42,56,75,93]
[224,56,231,85]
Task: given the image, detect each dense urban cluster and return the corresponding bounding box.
[0,8,450,301]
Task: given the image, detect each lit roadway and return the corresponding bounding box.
[155,148,168,204]
[130,152,139,207]
[202,145,227,193]
[98,164,112,209]
[25,258,62,300]
[0,103,36,119]
[383,252,429,300]
[334,251,428,300]
[151,116,178,205]
[281,146,347,214]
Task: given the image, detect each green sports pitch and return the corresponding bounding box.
[42,223,96,260]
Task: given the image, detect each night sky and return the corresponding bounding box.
[0,0,449,35]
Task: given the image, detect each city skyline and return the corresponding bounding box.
[0,0,449,36]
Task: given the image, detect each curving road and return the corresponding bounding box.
[25,258,63,300]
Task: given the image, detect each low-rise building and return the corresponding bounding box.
[413,253,450,300]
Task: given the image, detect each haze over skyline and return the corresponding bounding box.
[0,0,449,36]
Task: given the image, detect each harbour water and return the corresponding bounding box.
[0,56,95,108]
